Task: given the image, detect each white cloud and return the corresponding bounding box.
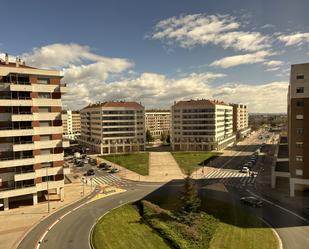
[148,13,271,52]
[265,67,280,72]
[210,51,272,68]
[263,60,283,67]
[278,32,309,46]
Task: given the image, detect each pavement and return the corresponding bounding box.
[0,182,92,249]
[98,151,185,182]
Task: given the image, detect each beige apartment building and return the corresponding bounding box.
[231,103,251,139]
[145,109,171,138]
[171,99,236,151]
[79,101,145,154]
[62,110,81,140]
[0,55,68,210]
[288,63,309,196]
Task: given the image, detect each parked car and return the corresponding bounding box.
[85,169,95,176]
[240,196,263,207]
[98,162,107,168]
[76,161,84,167]
[89,158,97,165]
[240,166,249,173]
[109,168,120,173]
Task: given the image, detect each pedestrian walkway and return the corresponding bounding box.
[87,174,131,188]
[203,168,257,188]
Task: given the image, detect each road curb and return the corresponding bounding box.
[14,186,96,249]
[89,199,140,249]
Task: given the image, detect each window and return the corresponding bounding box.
[296,169,303,176]
[38,93,51,98]
[296,156,303,162]
[38,107,51,113]
[296,101,304,107]
[296,128,304,135]
[296,114,304,120]
[296,87,304,93]
[296,74,304,80]
[37,78,50,84]
[296,142,303,149]
[40,135,52,141]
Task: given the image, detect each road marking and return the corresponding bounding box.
[247,190,309,223]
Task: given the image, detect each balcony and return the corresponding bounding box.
[0,185,36,198]
[35,153,64,163]
[0,98,32,107]
[9,84,33,92]
[14,171,36,181]
[32,98,61,107]
[13,141,35,151]
[36,179,64,191]
[0,127,34,137]
[63,140,70,148]
[0,156,35,168]
[33,126,63,135]
[33,84,59,92]
[11,113,33,122]
[60,83,68,93]
[36,167,63,177]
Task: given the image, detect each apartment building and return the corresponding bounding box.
[231,103,251,139]
[62,110,81,140]
[79,101,145,154]
[145,109,171,137]
[0,55,68,210]
[288,63,309,196]
[171,99,236,151]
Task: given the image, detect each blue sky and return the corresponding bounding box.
[1,0,309,112]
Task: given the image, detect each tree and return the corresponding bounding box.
[160,132,167,142]
[146,130,154,142]
[180,172,201,215]
[166,134,171,144]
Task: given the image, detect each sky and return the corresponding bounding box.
[1,0,309,113]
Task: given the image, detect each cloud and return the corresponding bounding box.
[263,60,283,67]
[209,50,272,68]
[148,13,271,52]
[278,32,309,46]
[213,81,288,112]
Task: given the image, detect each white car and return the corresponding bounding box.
[240,166,249,173]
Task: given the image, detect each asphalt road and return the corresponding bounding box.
[18,130,309,249]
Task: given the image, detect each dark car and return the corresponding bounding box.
[101,164,112,170]
[85,169,95,176]
[109,168,120,173]
[240,196,262,207]
[76,160,84,167]
[98,162,107,168]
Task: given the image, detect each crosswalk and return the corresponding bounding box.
[85,174,130,188]
[203,168,257,188]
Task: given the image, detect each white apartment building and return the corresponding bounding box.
[231,103,251,139]
[79,101,145,154]
[145,109,171,137]
[171,99,236,151]
[62,110,81,140]
[0,55,68,210]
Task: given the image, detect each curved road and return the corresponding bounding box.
[17,181,309,249]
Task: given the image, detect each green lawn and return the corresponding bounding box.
[92,204,170,249]
[93,199,278,249]
[171,152,220,174]
[101,153,149,175]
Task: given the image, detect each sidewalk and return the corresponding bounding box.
[0,183,92,249]
[98,152,185,182]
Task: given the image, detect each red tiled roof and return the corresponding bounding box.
[173,99,228,107]
[82,101,144,110]
[0,61,36,69]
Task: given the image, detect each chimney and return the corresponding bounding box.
[16,57,19,68]
[5,53,9,64]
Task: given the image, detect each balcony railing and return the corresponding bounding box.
[0,183,35,192]
[13,140,33,144]
[0,126,32,130]
[0,155,34,161]
[0,96,31,100]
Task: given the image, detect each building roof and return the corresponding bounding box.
[173,99,228,107]
[0,61,36,69]
[82,101,144,110]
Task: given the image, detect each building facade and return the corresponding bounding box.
[288,63,309,196]
[0,55,68,210]
[79,101,145,154]
[62,110,81,140]
[231,103,251,139]
[145,109,171,138]
[171,99,236,151]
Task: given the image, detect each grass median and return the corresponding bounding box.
[171,152,221,174]
[100,152,149,175]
